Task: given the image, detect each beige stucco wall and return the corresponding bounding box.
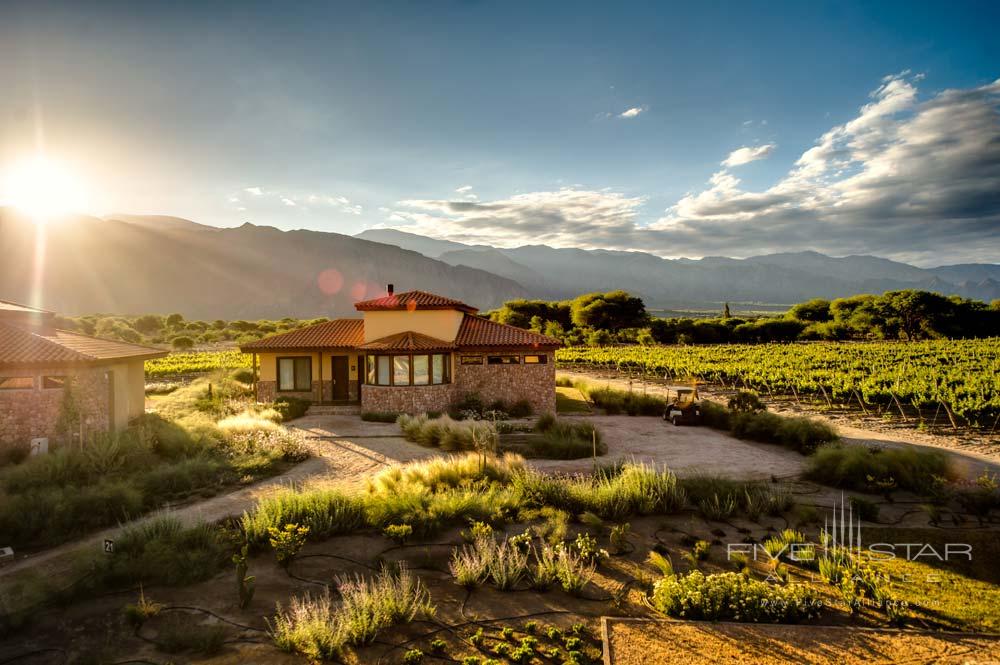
[362,310,464,343]
[255,351,359,402]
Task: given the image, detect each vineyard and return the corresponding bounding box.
[557,339,1000,429]
[145,350,251,378]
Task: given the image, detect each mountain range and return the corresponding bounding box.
[356,228,1000,309]
[1,207,997,319]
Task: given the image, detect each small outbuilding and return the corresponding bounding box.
[0,300,167,456]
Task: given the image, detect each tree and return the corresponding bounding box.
[571,291,648,331]
[165,313,185,327]
[723,302,731,319]
[788,298,832,323]
[133,314,164,335]
[171,336,195,351]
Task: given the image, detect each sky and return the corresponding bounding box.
[0,0,998,266]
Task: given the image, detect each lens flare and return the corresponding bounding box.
[0,155,89,220]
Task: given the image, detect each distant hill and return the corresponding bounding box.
[3,208,994,320]
[0,209,527,319]
[357,228,1000,308]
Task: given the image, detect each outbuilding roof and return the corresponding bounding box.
[0,321,168,367]
[353,290,478,314]
[239,319,365,351]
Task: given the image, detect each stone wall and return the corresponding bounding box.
[256,379,359,403]
[361,383,456,414]
[0,366,111,454]
[453,351,556,415]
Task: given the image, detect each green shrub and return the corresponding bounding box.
[705,403,837,454]
[273,397,311,422]
[398,414,492,451]
[360,411,400,423]
[652,571,821,622]
[269,524,310,569]
[728,391,766,413]
[507,400,535,419]
[805,444,952,494]
[849,495,880,521]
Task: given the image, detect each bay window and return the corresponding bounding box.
[364,353,451,386]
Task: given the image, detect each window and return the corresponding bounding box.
[277,357,311,391]
[393,356,411,385]
[42,376,67,389]
[460,355,483,365]
[377,356,391,385]
[432,354,448,384]
[523,354,547,364]
[0,376,33,390]
[413,355,429,385]
[364,353,452,386]
[487,355,520,365]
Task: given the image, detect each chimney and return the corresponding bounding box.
[387,283,394,295]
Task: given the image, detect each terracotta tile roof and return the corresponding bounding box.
[358,331,455,352]
[240,319,364,351]
[0,300,51,314]
[455,315,562,349]
[354,290,478,313]
[0,322,168,367]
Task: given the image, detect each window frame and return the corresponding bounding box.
[41,375,68,390]
[523,354,547,364]
[460,355,483,365]
[487,355,520,365]
[364,353,452,386]
[0,376,34,391]
[277,356,312,392]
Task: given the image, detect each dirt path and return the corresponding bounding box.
[558,369,1000,482]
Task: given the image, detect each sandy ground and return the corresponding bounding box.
[603,618,1000,664]
[559,369,1000,482]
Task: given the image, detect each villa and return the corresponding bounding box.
[241,286,561,414]
[0,300,167,453]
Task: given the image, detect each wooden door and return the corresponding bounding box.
[331,356,350,401]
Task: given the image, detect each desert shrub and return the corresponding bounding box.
[849,495,880,521]
[273,396,311,422]
[524,417,605,459]
[554,546,595,595]
[271,567,434,658]
[699,400,731,429]
[398,414,493,452]
[360,411,400,423]
[728,391,766,413]
[652,571,821,622]
[449,393,487,419]
[507,400,535,419]
[717,407,838,454]
[486,539,529,590]
[582,384,662,416]
[242,488,365,547]
[140,457,226,497]
[171,336,195,351]
[450,535,496,587]
[805,444,952,494]
[511,463,685,520]
[98,516,229,588]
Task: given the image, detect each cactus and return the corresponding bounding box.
[233,544,256,609]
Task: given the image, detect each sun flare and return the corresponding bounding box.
[0,155,89,220]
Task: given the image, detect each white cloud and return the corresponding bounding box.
[386,73,1000,263]
[722,144,776,167]
[281,197,297,207]
[245,187,263,196]
[455,185,473,193]
[618,106,645,119]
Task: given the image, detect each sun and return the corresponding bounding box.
[0,155,90,220]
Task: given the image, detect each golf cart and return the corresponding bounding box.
[662,386,702,426]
